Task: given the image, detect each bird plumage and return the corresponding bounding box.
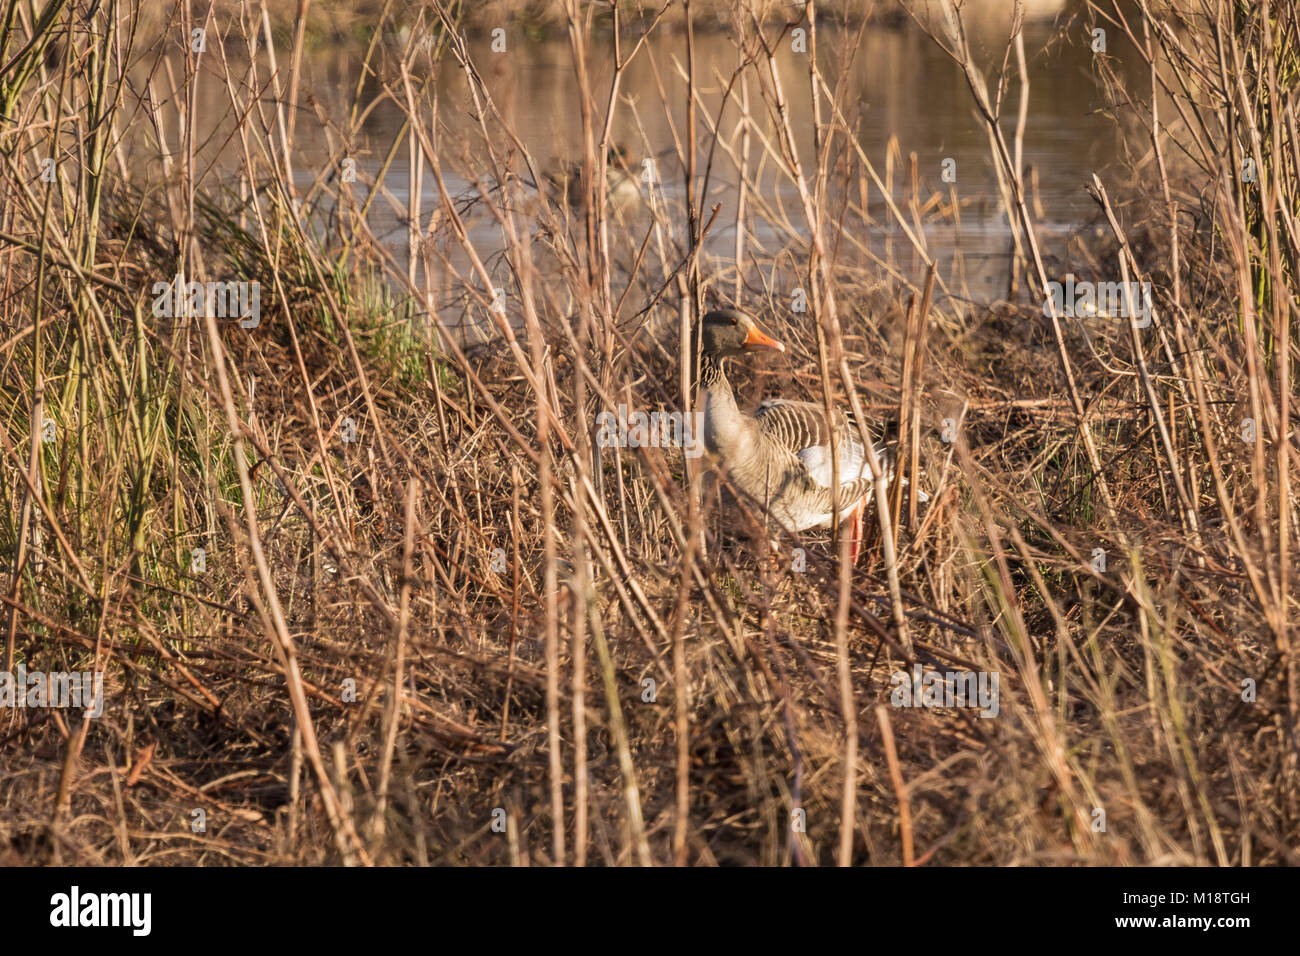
[694,308,894,561]
[542,145,642,212]
[751,398,892,529]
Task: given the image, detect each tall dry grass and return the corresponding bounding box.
[0,0,1295,865]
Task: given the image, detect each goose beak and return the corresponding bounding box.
[742,323,785,352]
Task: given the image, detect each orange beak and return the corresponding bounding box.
[743,323,785,352]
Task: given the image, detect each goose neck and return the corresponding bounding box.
[699,353,732,402]
[699,352,747,454]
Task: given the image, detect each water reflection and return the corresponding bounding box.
[190,9,1145,324]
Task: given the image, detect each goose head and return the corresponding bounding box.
[697,308,785,360]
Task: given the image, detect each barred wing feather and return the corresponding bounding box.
[754,399,849,455]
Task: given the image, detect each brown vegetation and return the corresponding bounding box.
[0,0,1295,865]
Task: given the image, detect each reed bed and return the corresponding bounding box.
[0,0,1294,866]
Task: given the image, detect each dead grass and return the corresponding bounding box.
[0,0,1295,866]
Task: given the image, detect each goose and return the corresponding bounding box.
[695,307,894,564]
[542,144,642,213]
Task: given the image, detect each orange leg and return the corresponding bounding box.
[848,496,866,565]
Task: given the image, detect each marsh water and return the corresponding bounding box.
[191,8,1147,328]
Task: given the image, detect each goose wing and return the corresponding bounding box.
[755,399,890,515]
[755,399,888,474]
[754,398,852,455]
